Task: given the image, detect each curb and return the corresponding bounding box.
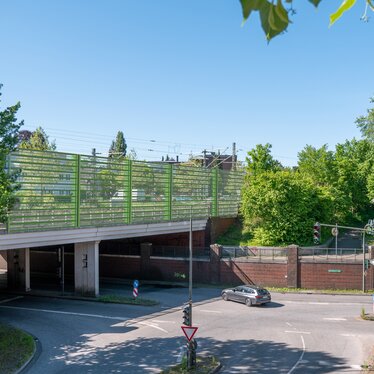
[208,362,222,373]
[16,331,42,374]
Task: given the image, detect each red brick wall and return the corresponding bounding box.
[299,262,363,290]
[100,256,141,279]
[220,260,288,287]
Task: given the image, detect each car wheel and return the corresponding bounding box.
[222,293,228,301]
[245,298,253,307]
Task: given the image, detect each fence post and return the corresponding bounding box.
[166,163,172,221]
[125,159,132,224]
[287,245,299,288]
[74,154,81,228]
[211,168,218,217]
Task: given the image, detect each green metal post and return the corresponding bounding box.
[211,168,218,216]
[74,154,81,228]
[166,163,172,221]
[126,159,132,224]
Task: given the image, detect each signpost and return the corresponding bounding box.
[133,280,139,299]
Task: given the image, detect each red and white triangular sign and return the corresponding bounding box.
[181,326,198,341]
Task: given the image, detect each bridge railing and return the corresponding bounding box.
[5,149,244,233]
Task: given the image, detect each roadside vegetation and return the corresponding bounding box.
[97,294,159,306]
[161,356,220,374]
[0,323,34,373]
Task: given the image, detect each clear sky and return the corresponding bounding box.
[1,1,373,166]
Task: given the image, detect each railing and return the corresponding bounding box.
[221,246,288,263]
[151,246,210,259]
[5,149,244,233]
[299,247,367,263]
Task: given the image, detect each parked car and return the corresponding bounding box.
[221,285,271,306]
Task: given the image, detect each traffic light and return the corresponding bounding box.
[313,222,321,244]
[182,304,191,326]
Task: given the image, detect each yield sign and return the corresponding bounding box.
[181,326,198,341]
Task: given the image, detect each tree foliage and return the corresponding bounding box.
[241,136,374,245]
[0,84,23,223]
[18,126,56,151]
[109,131,127,158]
[356,97,374,141]
[239,0,374,41]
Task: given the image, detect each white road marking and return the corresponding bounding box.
[285,330,311,335]
[323,317,347,321]
[0,296,23,304]
[0,305,128,321]
[199,309,223,314]
[136,321,168,333]
[287,335,306,374]
[286,322,293,327]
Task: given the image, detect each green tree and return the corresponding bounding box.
[245,143,282,177]
[242,170,332,245]
[239,0,373,41]
[109,131,127,158]
[0,84,23,223]
[334,138,374,222]
[356,97,374,142]
[297,144,337,186]
[18,126,56,150]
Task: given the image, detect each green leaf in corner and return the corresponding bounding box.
[260,1,289,41]
[275,0,289,24]
[308,0,323,6]
[329,0,357,26]
[240,0,263,24]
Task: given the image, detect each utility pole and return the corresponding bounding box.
[202,149,207,168]
[232,142,236,171]
[92,148,97,157]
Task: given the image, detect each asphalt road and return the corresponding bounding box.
[0,287,373,373]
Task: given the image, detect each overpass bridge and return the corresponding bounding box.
[0,150,244,296]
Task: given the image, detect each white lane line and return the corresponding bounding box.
[323,317,347,321]
[0,305,128,321]
[286,322,293,327]
[199,309,223,314]
[0,296,23,304]
[340,333,356,337]
[285,330,311,335]
[136,321,168,333]
[287,335,306,374]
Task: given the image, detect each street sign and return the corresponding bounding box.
[331,227,339,237]
[133,280,139,288]
[181,326,198,342]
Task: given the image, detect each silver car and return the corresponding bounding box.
[221,285,271,306]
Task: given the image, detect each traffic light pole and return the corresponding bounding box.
[187,208,196,369]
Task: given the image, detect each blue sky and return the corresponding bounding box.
[1,1,373,165]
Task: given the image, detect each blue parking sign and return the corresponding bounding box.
[133,280,139,288]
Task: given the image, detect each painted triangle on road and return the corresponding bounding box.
[181,326,198,341]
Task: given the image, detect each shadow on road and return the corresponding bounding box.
[49,334,350,374]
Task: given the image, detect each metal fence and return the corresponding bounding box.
[299,247,367,263]
[221,246,288,263]
[151,246,210,258]
[5,149,244,233]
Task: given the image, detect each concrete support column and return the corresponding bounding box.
[140,242,152,280]
[210,244,222,284]
[7,248,30,291]
[74,241,100,297]
[287,245,299,288]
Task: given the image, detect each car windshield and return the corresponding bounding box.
[257,289,268,295]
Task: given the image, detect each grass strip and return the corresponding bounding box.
[0,323,35,374]
[97,294,159,306]
[161,356,220,374]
